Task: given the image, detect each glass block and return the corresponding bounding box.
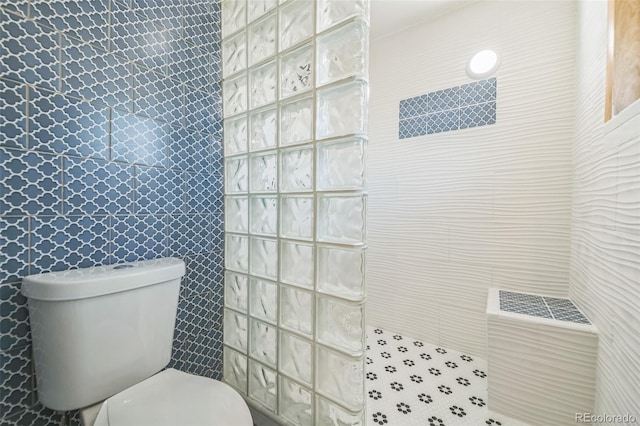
[249,107,277,151]
[249,319,277,367]
[250,196,277,236]
[222,0,247,37]
[249,0,277,22]
[280,0,314,51]
[225,271,248,312]
[250,61,277,109]
[280,240,314,289]
[316,80,368,139]
[280,146,313,192]
[280,96,313,146]
[316,346,364,411]
[224,346,248,393]
[280,377,313,426]
[280,43,313,99]
[224,115,248,156]
[316,397,364,426]
[279,331,313,385]
[225,196,248,233]
[317,194,366,244]
[316,137,366,191]
[250,237,278,280]
[248,13,276,66]
[317,296,364,355]
[225,156,248,194]
[317,245,365,301]
[280,286,313,337]
[317,19,368,86]
[223,73,248,117]
[250,152,277,192]
[280,195,314,240]
[225,234,249,272]
[248,360,277,411]
[224,309,248,352]
[222,31,247,77]
[317,0,367,32]
[249,277,278,324]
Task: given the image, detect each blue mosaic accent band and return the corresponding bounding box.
[399,78,497,139]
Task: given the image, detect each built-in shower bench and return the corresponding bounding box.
[486,289,598,426]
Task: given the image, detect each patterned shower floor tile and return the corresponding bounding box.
[365,326,529,426]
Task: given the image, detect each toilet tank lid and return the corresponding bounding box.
[21,258,185,301]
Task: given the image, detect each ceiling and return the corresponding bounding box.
[370,0,477,40]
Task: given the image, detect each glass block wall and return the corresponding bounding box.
[221,0,369,424]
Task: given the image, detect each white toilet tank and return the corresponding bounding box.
[21,258,185,412]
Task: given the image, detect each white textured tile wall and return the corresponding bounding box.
[570,0,640,418]
[367,0,577,357]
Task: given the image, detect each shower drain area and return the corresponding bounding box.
[365,327,528,426]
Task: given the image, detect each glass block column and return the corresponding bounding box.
[221,0,369,424]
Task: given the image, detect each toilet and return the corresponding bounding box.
[21,257,252,426]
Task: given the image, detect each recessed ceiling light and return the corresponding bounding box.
[467,50,500,79]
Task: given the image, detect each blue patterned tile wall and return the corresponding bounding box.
[398,78,497,139]
[0,1,223,424]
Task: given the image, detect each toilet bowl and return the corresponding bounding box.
[21,258,252,426]
[83,369,252,426]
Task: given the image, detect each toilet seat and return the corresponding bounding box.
[92,369,252,426]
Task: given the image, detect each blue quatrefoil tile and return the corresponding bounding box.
[182,3,217,51]
[29,86,109,159]
[210,214,224,252]
[210,137,223,175]
[133,66,184,124]
[460,102,496,130]
[30,216,110,274]
[111,110,169,168]
[62,35,132,111]
[63,157,134,215]
[0,217,29,284]
[167,214,211,257]
[110,2,172,72]
[167,40,210,90]
[460,77,497,107]
[428,109,460,134]
[30,0,109,50]
[0,282,30,351]
[166,127,211,173]
[167,338,185,371]
[181,336,220,378]
[185,172,223,214]
[135,165,184,214]
[183,88,221,135]
[0,344,32,419]
[174,292,212,343]
[0,148,62,216]
[428,86,459,113]
[0,10,60,91]
[0,1,29,17]
[0,79,27,149]
[1,403,61,426]
[133,0,182,34]
[399,94,427,120]
[111,215,167,263]
[398,116,426,139]
[184,251,223,296]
